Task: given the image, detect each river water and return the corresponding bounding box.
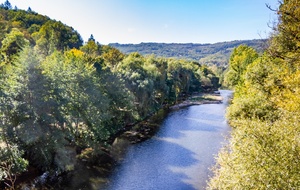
[105,90,232,190]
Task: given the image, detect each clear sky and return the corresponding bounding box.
[8,0,279,44]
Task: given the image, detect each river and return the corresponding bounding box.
[104,90,232,190]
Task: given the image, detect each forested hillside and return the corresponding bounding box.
[0,1,221,188]
[110,39,267,67]
[209,0,300,189]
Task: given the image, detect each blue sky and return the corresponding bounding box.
[8,0,278,44]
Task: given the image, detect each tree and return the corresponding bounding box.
[116,52,154,118]
[0,28,29,64]
[144,56,168,106]
[224,45,258,88]
[268,0,300,62]
[102,45,125,70]
[0,145,28,189]
[88,34,95,42]
[166,59,184,103]
[80,39,101,57]
[0,46,33,188]
[27,7,32,13]
[33,21,83,55]
[1,0,12,10]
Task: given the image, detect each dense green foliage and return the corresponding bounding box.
[0,2,83,53]
[110,40,266,67]
[0,2,220,188]
[110,41,266,87]
[224,45,259,88]
[209,0,300,189]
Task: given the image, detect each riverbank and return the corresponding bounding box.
[106,90,232,190]
[169,92,223,110]
[118,91,223,144]
[13,91,223,189]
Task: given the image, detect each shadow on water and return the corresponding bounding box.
[107,140,198,190]
[158,105,227,140]
[104,90,232,190]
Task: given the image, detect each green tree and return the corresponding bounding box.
[0,28,29,64]
[116,52,155,118]
[80,38,101,57]
[0,145,28,189]
[102,45,125,70]
[33,20,82,56]
[144,56,169,106]
[224,45,258,88]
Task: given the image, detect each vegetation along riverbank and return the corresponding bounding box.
[1,0,298,189]
[0,1,223,189]
[119,91,223,144]
[208,1,300,189]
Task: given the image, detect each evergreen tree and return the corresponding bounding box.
[1,0,12,10]
[88,34,95,42]
[27,7,32,12]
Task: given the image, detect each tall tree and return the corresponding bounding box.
[224,45,258,88]
[33,21,83,55]
[0,28,29,64]
[1,0,12,10]
[88,34,95,42]
[102,45,124,70]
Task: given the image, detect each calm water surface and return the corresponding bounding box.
[105,90,232,190]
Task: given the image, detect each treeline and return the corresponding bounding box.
[209,0,300,189]
[110,39,266,67]
[0,1,220,188]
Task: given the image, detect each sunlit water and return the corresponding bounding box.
[105,90,232,190]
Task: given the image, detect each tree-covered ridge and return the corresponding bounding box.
[0,1,83,53]
[0,1,220,188]
[110,39,267,67]
[209,0,300,189]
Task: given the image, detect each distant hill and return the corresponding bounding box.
[110,39,268,67]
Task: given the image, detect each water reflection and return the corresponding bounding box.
[105,90,232,190]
